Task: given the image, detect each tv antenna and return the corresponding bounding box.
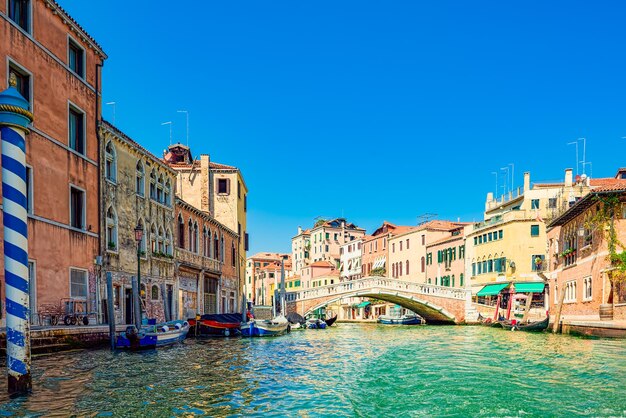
[417,213,437,225]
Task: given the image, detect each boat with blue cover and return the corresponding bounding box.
[117,319,190,349]
[377,306,424,325]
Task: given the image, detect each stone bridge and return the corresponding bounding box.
[285,277,472,324]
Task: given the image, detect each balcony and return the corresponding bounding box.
[175,247,222,274]
[472,210,532,233]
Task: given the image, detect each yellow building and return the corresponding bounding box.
[466,169,590,297]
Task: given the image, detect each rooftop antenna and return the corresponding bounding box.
[508,163,515,193]
[177,110,189,146]
[583,162,592,178]
[578,138,586,176]
[417,213,437,225]
[500,166,509,197]
[161,121,172,145]
[567,141,579,176]
[105,102,116,124]
[491,171,498,200]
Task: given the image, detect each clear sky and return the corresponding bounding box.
[63,1,626,255]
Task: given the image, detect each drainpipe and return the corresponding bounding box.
[95,61,104,324]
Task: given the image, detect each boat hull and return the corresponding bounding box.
[377,315,423,325]
[241,319,289,337]
[117,321,189,349]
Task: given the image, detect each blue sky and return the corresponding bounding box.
[64,1,626,255]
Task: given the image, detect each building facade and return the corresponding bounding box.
[291,227,311,274]
[0,0,106,324]
[175,198,239,317]
[164,145,248,310]
[466,170,592,296]
[246,252,289,303]
[361,222,413,277]
[425,231,466,287]
[339,238,363,281]
[388,221,464,284]
[547,180,626,322]
[99,122,176,324]
[301,218,365,270]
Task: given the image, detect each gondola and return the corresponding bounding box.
[325,315,338,327]
[511,316,549,332]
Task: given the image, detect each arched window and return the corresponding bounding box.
[158,226,165,253]
[194,222,199,253]
[137,218,146,254]
[178,214,184,248]
[150,224,157,253]
[151,285,159,300]
[106,206,118,251]
[149,170,157,200]
[406,260,409,275]
[188,219,193,250]
[165,179,171,206]
[165,229,172,256]
[136,161,145,196]
[232,242,236,267]
[214,232,219,260]
[157,174,164,203]
[203,226,208,257]
[421,256,425,273]
[105,141,116,182]
[220,235,225,262]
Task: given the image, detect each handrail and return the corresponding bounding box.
[286,276,470,302]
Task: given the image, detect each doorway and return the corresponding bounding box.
[124,288,133,324]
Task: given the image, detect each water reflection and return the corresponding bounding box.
[0,325,624,416]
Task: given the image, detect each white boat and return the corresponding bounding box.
[241,315,290,337]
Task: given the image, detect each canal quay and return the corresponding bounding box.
[0,324,625,417]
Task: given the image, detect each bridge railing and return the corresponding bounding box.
[286,276,470,302]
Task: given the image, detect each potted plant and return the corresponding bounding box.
[108,241,116,251]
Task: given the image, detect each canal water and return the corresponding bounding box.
[0,324,625,417]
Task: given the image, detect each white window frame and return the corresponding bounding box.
[6,0,32,35]
[583,276,592,302]
[69,184,86,230]
[7,58,33,108]
[564,280,577,304]
[67,34,86,79]
[69,267,88,300]
[68,100,87,156]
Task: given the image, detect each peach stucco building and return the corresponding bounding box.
[0,1,106,324]
[547,179,626,322]
[361,222,414,277]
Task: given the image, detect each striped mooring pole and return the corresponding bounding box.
[0,73,34,394]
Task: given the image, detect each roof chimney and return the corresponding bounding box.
[564,168,573,187]
[298,226,302,235]
[523,172,530,192]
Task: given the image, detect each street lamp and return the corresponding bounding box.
[134,223,144,321]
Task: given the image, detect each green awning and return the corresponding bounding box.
[476,283,508,297]
[513,282,545,293]
[356,301,371,308]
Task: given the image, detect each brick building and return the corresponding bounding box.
[0,0,106,324]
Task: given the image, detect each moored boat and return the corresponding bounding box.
[377,313,423,325]
[241,315,290,337]
[325,315,338,327]
[117,320,189,349]
[192,314,242,337]
[306,318,327,329]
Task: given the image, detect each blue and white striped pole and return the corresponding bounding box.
[0,73,33,394]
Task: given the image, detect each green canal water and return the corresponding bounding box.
[0,324,625,417]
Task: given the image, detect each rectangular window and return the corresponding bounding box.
[583,276,592,301]
[498,230,503,239]
[244,195,247,212]
[69,105,85,155]
[548,198,557,209]
[70,268,88,299]
[399,241,403,251]
[406,239,409,249]
[238,181,241,199]
[8,62,31,104]
[474,237,478,245]
[8,0,30,32]
[421,235,425,245]
[531,199,540,210]
[217,178,230,195]
[459,245,465,259]
[488,232,492,242]
[530,224,540,237]
[531,254,545,272]
[70,186,85,229]
[68,38,85,78]
[478,236,483,244]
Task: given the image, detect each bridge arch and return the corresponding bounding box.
[304,290,458,324]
